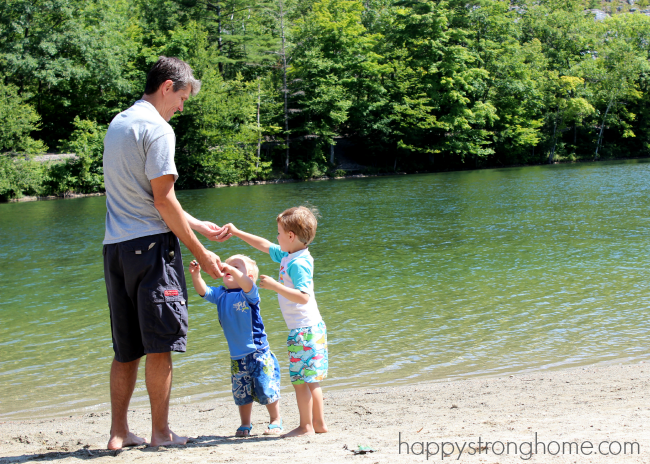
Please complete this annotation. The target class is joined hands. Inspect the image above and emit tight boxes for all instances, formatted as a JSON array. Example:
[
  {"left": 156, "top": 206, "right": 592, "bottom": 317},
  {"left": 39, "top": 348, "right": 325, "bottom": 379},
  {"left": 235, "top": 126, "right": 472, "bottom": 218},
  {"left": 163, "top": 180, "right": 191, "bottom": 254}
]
[
  {"left": 195, "top": 221, "right": 232, "bottom": 242},
  {"left": 190, "top": 221, "right": 233, "bottom": 279}
]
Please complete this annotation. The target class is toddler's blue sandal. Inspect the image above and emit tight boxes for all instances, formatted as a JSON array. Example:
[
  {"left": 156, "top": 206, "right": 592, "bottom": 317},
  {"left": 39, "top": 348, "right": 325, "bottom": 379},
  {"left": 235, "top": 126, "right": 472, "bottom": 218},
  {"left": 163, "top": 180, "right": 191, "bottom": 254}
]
[
  {"left": 263, "top": 419, "right": 283, "bottom": 435},
  {"left": 236, "top": 425, "right": 252, "bottom": 437}
]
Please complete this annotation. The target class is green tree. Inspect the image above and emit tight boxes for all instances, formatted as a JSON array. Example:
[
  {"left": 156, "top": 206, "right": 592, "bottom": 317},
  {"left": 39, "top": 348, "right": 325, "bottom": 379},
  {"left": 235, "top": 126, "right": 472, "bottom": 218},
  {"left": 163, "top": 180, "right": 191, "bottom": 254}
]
[
  {"left": 546, "top": 76, "right": 595, "bottom": 163},
  {"left": 0, "top": 82, "right": 47, "bottom": 153},
  {"left": 44, "top": 117, "right": 106, "bottom": 194},
  {"left": 0, "top": 0, "right": 141, "bottom": 147},
  {"left": 383, "top": 0, "right": 498, "bottom": 166},
  {"left": 289, "top": 0, "right": 387, "bottom": 174},
  {"left": 0, "top": 155, "right": 46, "bottom": 200},
  {"left": 519, "top": 0, "right": 596, "bottom": 75},
  {"left": 152, "top": 0, "right": 282, "bottom": 78},
  {"left": 174, "top": 69, "right": 269, "bottom": 187},
  {"left": 487, "top": 39, "right": 548, "bottom": 164},
  {"left": 579, "top": 14, "right": 650, "bottom": 159}
]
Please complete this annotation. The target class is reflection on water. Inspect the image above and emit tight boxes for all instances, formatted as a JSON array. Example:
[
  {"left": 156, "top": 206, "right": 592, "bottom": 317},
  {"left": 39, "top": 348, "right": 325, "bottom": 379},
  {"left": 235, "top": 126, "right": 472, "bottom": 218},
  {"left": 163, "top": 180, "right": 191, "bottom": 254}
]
[{"left": 2, "top": 160, "right": 650, "bottom": 419}]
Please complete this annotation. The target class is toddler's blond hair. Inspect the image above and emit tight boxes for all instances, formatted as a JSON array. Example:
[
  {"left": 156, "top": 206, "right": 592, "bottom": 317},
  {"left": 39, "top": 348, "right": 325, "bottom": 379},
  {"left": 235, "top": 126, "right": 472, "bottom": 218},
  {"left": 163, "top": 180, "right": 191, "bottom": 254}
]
[
  {"left": 226, "top": 254, "right": 259, "bottom": 282},
  {"left": 276, "top": 206, "right": 318, "bottom": 245}
]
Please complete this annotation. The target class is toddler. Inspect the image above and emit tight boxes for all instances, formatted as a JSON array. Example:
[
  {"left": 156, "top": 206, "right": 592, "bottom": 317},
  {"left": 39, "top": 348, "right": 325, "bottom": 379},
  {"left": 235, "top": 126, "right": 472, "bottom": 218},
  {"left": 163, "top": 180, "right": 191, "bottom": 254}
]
[
  {"left": 223, "top": 206, "right": 328, "bottom": 438},
  {"left": 189, "top": 254, "right": 283, "bottom": 436}
]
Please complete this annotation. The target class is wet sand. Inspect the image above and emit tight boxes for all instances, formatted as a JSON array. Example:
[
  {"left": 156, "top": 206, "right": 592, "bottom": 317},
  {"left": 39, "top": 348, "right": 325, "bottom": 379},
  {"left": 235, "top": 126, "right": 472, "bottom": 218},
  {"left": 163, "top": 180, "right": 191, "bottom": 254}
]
[{"left": 1, "top": 363, "right": 648, "bottom": 463}]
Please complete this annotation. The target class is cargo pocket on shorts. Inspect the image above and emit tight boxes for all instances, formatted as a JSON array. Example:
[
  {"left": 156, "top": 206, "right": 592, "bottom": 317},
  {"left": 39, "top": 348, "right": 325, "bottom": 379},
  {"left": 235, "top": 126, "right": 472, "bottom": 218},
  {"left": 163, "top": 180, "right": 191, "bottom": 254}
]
[
  {"left": 148, "top": 287, "right": 188, "bottom": 337},
  {"left": 120, "top": 236, "right": 158, "bottom": 256}
]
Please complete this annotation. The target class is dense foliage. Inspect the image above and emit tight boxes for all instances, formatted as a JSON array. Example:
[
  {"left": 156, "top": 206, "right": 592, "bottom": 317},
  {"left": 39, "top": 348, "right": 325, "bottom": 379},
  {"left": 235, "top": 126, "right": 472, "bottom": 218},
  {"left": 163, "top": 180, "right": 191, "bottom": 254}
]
[{"left": 1, "top": 0, "right": 650, "bottom": 199}]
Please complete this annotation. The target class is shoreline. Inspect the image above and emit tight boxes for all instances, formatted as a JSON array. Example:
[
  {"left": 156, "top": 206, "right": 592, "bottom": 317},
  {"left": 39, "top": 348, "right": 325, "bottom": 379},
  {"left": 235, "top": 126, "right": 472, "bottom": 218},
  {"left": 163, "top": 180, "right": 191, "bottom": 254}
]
[
  {"left": 4, "top": 354, "right": 647, "bottom": 423},
  {"left": 2, "top": 362, "right": 648, "bottom": 463},
  {"left": 6, "top": 155, "right": 650, "bottom": 204}
]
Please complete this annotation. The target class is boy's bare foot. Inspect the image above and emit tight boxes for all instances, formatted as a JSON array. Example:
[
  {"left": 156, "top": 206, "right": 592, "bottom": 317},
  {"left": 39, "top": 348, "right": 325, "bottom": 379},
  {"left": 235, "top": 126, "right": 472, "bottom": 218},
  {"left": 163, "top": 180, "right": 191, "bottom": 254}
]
[
  {"left": 150, "top": 430, "right": 188, "bottom": 447},
  {"left": 107, "top": 431, "right": 147, "bottom": 450},
  {"left": 313, "top": 421, "right": 328, "bottom": 434},
  {"left": 281, "top": 425, "right": 315, "bottom": 438}
]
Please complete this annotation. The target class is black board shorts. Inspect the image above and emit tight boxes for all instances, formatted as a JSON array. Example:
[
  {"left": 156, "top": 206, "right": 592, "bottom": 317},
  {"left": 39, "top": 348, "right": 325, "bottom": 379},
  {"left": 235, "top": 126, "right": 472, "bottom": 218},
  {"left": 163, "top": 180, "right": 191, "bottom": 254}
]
[{"left": 103, "top": 232, "right": 188, "bottom": 363}]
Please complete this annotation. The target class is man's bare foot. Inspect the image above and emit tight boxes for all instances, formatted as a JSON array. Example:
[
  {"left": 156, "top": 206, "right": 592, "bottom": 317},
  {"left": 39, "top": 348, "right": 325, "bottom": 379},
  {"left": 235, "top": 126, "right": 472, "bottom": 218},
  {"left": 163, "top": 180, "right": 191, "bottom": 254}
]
[
  {"left": 107, "top": 431, "right": 147, "bottom": 450},
  {"left": 281, "top": 425, "right": 315, "bottom": 438},
  {"left": 150, "top": 429, "right": 188, "bottom": 447}
]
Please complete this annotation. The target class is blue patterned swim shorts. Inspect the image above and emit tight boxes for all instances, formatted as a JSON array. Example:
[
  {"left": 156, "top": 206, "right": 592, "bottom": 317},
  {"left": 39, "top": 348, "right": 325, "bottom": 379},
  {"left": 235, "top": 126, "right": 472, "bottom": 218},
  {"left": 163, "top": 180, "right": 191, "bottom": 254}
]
[
  {"left": 231, "top": 348, "right": 281, "bottom": 406},
  {"left": 287, "top": 321, "right": 328, "bottom": 385}
]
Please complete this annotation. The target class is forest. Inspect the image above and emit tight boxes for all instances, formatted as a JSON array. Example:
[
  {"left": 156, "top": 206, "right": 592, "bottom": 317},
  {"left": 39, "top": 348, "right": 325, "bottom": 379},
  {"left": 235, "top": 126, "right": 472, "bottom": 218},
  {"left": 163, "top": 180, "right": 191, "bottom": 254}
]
[{"left": 1, "top": 0, "right": 650, "bottom": 199}]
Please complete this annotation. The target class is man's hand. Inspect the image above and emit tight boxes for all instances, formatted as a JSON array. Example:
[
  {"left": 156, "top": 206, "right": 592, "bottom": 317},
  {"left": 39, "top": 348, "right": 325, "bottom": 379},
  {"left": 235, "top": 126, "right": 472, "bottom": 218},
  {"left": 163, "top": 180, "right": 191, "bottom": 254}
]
[
  {"left": 195, "top": 221, "right": 232, "bottom": 242},
  {"left": 197, "top": 250, "right": 224, "bottom": 279},
  {"left": 259, "top": 275, "right": 279, "bottom": 291}
]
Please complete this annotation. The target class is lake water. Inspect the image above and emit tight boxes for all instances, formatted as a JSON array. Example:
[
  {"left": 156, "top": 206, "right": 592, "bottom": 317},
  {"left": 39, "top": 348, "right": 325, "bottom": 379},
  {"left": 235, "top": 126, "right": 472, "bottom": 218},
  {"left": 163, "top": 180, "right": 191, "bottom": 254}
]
[{"left": 2, "top": 160, "right": 650, "bottom": 420}]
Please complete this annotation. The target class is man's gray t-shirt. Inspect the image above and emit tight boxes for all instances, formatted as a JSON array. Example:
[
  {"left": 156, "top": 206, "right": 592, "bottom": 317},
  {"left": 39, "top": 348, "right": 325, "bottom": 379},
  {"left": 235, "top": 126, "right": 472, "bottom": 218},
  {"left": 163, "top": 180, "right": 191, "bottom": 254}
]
[{"left": 103, "top": 100, "right": 178, "bottom": 244}]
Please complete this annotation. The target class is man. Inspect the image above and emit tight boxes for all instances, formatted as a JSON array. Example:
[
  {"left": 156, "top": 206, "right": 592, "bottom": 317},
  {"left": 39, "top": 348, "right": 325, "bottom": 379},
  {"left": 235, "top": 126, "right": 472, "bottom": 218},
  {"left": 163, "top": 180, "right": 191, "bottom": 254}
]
[{"left": 102, "top": 56, "right": 229, "bottom": 449}]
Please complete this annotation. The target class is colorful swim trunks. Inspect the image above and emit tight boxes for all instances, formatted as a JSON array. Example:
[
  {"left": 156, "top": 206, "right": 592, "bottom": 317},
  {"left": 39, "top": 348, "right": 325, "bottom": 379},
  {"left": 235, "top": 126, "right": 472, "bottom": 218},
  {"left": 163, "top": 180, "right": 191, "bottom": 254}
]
[
  {"left": 287, "top": 321, "right": 328, "bottom": 385},
  {"left": 231, "top": 348, "right": 281, "bottom": 406}
]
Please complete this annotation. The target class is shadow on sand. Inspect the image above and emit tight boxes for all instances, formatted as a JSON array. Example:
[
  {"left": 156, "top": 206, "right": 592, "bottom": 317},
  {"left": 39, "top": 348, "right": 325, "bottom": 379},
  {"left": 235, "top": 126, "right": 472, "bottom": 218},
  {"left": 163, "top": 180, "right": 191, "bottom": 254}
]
[{"left": 0, "top": 434, "right": 282, "bottom": 463}]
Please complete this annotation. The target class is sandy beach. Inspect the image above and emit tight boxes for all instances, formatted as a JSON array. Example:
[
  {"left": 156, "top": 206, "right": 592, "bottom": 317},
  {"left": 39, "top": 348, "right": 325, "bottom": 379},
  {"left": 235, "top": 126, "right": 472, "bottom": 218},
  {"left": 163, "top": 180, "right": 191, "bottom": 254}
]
[{"left": 1, "top": 362, "right": 648, "bottom": 463}]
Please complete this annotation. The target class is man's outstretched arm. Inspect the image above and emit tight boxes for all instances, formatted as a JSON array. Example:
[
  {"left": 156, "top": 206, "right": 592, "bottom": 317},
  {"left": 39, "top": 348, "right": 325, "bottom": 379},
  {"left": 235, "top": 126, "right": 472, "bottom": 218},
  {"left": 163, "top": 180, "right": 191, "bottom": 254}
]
[
  {"left": 151, "top": 174, "right": 223, "bottom": 278},
  {"left": 184, "top": 211, "right": 231, "bottom": 242}
]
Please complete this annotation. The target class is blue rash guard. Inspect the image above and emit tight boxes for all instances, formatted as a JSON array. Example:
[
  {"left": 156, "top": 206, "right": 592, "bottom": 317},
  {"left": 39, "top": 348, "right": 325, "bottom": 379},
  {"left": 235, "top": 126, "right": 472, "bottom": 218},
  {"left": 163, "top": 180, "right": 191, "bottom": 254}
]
[{"left": 203, "top": 284, "right": 269, "bottom": 360}]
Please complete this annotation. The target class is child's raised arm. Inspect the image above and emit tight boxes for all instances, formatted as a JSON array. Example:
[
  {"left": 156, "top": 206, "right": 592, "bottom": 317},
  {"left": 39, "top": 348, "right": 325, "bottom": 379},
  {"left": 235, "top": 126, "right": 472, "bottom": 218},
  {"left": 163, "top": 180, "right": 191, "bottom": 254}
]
[
  {"left": 259, "top": 275, "right": 310, "bottom": 305},
  {"left": 189, "top": 260, "right": 208, "bottom": 297},
  {"left": 221, "top": 262, "right": 254, "bottom": 293},
  {"left": 224, "top": 223, "right": 273, "bottom": 254}
]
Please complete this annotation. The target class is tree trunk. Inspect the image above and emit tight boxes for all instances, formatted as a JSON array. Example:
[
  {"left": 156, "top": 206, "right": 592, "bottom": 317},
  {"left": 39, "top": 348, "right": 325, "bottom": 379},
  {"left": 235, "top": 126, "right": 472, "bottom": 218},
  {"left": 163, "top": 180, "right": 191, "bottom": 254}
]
[
  {"left": 549, "top": 120, "right": 557, "bottom": 164},
  {"left": 549, "top": 109, "right": 560, "bottom": 164},
  {"left": 279, "top": 0, "right": 289, "bottom": 174},
  {"left": 19, "top": 18, "right": 30, "bottom": 94},
  {"left": 256, "top": 79, "right": 261, "bottom": 169},
  {"left": 217, "top": 2, "right": 223, "bottom": 76},
  {"left": 594, "top": 97, "right": 614, "bottom": 161},
  {"left": 329, "top": 143, "right": 335, "bottom": 164}
]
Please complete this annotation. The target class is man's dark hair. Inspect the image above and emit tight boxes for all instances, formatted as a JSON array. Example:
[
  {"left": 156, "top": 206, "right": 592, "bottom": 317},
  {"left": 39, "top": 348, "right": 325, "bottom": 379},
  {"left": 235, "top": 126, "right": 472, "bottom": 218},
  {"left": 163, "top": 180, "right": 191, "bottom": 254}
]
[{"left": 144, "top": 56, "right": 201, "bottom": 96}]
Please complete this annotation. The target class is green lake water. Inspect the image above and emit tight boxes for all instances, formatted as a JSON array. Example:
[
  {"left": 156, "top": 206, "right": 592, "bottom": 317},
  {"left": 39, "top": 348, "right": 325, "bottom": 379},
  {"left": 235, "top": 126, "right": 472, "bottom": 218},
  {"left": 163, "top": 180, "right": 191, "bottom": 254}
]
[{"left": 2, "top": 160, "right": 650, "bottom": 419}]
